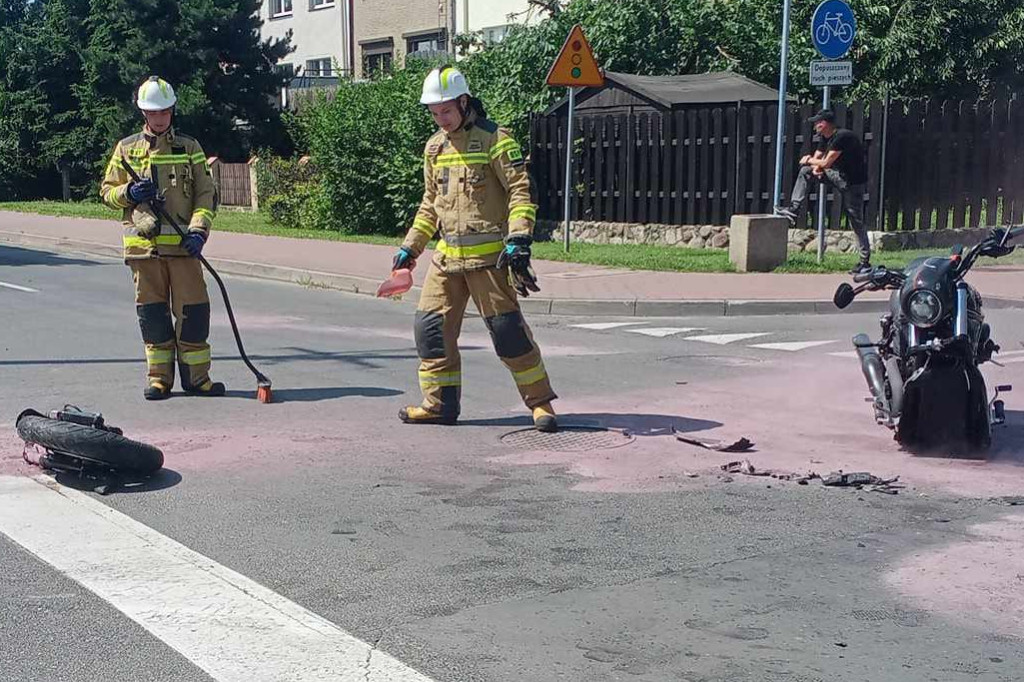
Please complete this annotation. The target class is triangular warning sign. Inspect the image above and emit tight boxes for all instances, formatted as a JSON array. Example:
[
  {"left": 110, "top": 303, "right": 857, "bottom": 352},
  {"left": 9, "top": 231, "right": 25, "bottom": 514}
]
[{"left": 546, "top": 24, "right": 604, "bottom": 88}]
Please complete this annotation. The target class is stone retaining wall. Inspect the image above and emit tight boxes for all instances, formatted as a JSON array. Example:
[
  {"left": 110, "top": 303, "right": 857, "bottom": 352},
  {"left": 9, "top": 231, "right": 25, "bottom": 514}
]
[{"left": 536, "top": 219, "right": 996, "bottom": 254}]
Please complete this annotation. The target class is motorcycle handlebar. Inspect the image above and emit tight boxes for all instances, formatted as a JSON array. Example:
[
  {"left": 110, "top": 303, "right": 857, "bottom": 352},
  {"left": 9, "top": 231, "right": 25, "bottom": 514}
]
[{"left": 852, "top": 269, "right": 878, "bottom": 283}]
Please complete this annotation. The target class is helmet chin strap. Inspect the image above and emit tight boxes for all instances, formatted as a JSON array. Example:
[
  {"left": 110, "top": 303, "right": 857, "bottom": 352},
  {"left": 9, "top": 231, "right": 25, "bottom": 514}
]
[{"left": 456, "top": 96, "right": 470, "bottom": 129}]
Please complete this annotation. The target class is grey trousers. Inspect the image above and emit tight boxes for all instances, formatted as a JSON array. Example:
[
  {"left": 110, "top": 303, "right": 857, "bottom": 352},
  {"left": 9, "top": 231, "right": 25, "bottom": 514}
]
[{"left": 789, "top": 165, "right": 869, "bottom": 261}]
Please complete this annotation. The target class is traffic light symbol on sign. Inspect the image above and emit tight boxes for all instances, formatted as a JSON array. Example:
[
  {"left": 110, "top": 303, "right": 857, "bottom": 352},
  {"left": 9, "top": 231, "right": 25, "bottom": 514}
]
[{"left": 546, "top": 25, "right": 604, "bottom": 88}]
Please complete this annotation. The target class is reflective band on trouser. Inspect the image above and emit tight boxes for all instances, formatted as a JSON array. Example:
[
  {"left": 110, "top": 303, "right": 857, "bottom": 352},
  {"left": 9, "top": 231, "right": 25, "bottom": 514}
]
[
  {"left": 418, "top": 370, "right": 461, "bottom": 388},
  {"left": 512, "top": 362, "right": 548, "bottom": 387},
  {"left": 509, "top": 204, "right": 537, "bottom": 221},
  {"left": 436, "top": 240, "right": 505, "bottom": 259},
  {"left": 179, "top": 348, "right": 212, "bottom": 366},
  {"left": 146, "top": 347, "right": 175, "bottom": 366},
  {"left": 434, "top": 152, "right": 490, "bottom": 168},
  {"left": 490, "top": 139, "right": 520, "bottom": 160},
  {"left": 413, "top": 217, "right": 437, "bottom": 237},
  {"left": 124, "top": 235, "right": 183, "bottom": 249}
]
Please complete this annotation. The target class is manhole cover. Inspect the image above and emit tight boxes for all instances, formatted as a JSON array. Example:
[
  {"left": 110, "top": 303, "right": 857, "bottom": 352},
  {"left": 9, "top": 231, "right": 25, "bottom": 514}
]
[{"left": 499, "top": 426, "right": 635, "bottom": 452}]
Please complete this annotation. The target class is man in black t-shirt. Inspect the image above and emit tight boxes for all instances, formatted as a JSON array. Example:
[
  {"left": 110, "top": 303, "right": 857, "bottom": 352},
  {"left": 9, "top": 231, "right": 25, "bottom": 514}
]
[{"left": 776, "top": 109, "right": 870, "bottom": 274}]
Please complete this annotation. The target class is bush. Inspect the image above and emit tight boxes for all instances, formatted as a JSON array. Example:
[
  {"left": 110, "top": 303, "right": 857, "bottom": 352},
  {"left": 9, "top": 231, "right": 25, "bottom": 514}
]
[{"left": 294, "top": 66, "right": 437, "bottom": 236}]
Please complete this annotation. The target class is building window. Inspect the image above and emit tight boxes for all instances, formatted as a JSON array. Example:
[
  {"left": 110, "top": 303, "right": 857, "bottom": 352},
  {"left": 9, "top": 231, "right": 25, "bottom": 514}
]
[
  {"left": 270, "top": 0, "right": 292, "bottom": 16},
  {"left": 361, "top": 39, "right": 394, "bottom": 78},
  {"left": 405, "top": 29, "right": 447, "bottom": 59},
  {"left": 305, "top": 58, "right": 333, "bottom": 77},
  {"left": 309, "top": 0, "right": 334, "bottom": 8},
  {"left": 276, "top": 63, "right": 294, "bottom": 108},
  {"left": 483, "top": 25, "right": 511, "bottom": 44}
]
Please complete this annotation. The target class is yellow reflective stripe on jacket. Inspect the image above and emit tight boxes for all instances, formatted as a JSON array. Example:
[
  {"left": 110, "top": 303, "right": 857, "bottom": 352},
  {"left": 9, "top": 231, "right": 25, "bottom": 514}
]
[
  {"left": 123, "top": 235, "right": 182, "bottom": 249},
  {"left": 412, "top": 217, "right": 437, "bottom": 237},
  {"left": 490, "top": 138, "right": 520, "bottom": 160},
  {"left": 192, "top": 208, "right": 215, "bottom": 222},
  {"left": 190, "top": 153, "right": 207, "bottom": 165},
  {"left": 509, "top": 204, "right": 537, "bottom": 222},
  {"left": 103, "top": 186, "right": 129, "bottom": 208},
  {"left": 145, "top": 348, "right": 175, "bottom": 365},
  {"left": 436, "top": 239, "right": 505, "bottom": 259},
  {"left": 149, "top": 154, "right": 191, "bottom": 165},
  {"left": 434, "top": 152, "right": 490, "bottom": 168},
  {"left": 179, "top": 348, "right": 212, "bottom": 366},
  {"left": 512, "top": 362, "right": 548, "bottom": 387},
  {"left": 441, "top": 232, "right": 503, "bottom": 247},
  {"left": 418, "top": 370, "right": 462, "bottom": 387}
]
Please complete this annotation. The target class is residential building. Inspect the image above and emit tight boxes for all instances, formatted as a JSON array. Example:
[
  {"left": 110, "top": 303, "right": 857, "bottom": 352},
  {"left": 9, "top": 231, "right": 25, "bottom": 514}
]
[
  {"left": 352, "top": 0, "right": 451, "bottom": 80},
  {"left": 260, "top": 0, "right": 354, "bottom": 104},
  {"left": 454, "top": 0, "right": 541, "bottom": 46}
]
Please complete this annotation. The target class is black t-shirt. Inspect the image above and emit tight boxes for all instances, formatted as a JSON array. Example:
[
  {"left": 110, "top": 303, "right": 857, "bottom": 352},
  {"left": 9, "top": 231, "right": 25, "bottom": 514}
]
[{"left": 817, "top": 128, "right": 867, "bottom": 185}]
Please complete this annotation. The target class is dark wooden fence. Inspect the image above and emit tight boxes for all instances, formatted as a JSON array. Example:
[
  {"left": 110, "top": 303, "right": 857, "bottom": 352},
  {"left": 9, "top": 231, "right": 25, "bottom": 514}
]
[
  {"left": 211, "top": 161, "right": 253, "bottom": 208},
  {"left": 530, "top": 97, "right": 1024, "bottom": 231}
]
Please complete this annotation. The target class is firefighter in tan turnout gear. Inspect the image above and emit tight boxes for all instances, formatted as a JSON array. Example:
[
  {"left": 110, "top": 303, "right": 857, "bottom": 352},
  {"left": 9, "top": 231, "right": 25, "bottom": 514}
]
[
  {"left": 100, "top": 76, "right": 224, "bottom": 401},
  {"left": 395, "top": 66, "right": 558, "bottom": 432}
]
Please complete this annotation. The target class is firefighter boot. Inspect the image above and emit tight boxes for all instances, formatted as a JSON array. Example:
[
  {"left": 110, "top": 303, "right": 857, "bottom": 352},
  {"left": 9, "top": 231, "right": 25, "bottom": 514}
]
[
  {"left": 399, "top": 405, "right": 458, "bottom": 426},
  {"left": 184, "top": 379, "right": 226, "bottom": 397},
  {"left": 144, "top": 380, "right": 172, "bottom": 401},
  {"left": 532, "top": 402, "right": 558, "bottom": 433}
]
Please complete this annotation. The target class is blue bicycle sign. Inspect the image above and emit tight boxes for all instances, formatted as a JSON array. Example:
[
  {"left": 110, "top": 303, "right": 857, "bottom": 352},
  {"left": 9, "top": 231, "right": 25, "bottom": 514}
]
[{"left": 812, "top": 0, "right": 856, "bottom": 60}]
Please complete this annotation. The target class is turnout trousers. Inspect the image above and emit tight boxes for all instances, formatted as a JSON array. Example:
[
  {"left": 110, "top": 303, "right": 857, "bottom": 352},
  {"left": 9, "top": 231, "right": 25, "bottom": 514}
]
[
  {"left": 414, "top": 264, "right": 556, "bottom": 418},
  {"left": 129, "top": 257, "right": 212, "bottom": 390}
]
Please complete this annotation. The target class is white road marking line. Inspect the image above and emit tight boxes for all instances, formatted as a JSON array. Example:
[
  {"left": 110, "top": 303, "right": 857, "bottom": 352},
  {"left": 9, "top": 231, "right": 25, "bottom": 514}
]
[
  {"left": 683, "top": 332, "right": 772, "bottom": 345},
  {"left": 0, "top": 280, "right": 39, "bottom": 293},
  {"left": 571, "top": 322, "right": 646, "bottom": 331},
  {"left": 748, "top": 340, "right": 840, "bottom": 352},
  {"left": 998, "top": 356, "right": 1024, "bottom": 365},
  {"left": 626, "top": 327, "right": 704, "bottom": 338},
  {"left": 829, "top": 351, "right": 860, "bottom": 359},
  {"left": 0, "top": 476, "right": 437, "bottom": 682},
  {"left": 997, "top": 350, "right": 1024, "bottom": 358}
]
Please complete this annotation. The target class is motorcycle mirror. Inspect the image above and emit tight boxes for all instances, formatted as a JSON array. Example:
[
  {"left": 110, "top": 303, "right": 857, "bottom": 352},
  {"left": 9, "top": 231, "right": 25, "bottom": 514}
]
[{"left": 833, "top": 283, "right": 856, "bottom": 309}]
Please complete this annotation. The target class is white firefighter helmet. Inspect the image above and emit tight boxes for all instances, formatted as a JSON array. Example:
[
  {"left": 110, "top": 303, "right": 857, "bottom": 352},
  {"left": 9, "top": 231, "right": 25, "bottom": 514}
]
[
  {"left": 137, "top": 76, "right": 177, "bottom": 111},
  {"left": 420, "top": 67, "right": 471, "bottom": 105}
]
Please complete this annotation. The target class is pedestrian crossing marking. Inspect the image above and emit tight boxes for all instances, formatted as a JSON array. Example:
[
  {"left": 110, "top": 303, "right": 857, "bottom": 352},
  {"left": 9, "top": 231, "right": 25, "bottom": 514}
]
[
  {"left": 571, "top": 322, "right": 646, "bottom": 330},
  {"left": 683, "top": 333, "right": 772, "bottom": 345},
  {"left": 749, "top": 340, "right": 839, "bottom": 352},
  {"left": 626, "top": 327, "right": 704, "bottom": 338}
]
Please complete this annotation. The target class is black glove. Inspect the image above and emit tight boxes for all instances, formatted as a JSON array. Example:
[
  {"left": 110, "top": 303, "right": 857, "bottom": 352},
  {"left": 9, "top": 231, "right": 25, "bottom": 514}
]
[
  {"left": 127, "top": 178, "right": 158, "bottom": 204},
  {"left": 496, "top": 235, "right": 540, "bottom": 297},
  {"left": 982, "top": 228, "right": 1015, "bottom": 258},
  {"left": 182, "top": 231, "right": 206, "bottom": 258},
  {"left": 392, "top": 247, "right": 416, "bottom": 271}
]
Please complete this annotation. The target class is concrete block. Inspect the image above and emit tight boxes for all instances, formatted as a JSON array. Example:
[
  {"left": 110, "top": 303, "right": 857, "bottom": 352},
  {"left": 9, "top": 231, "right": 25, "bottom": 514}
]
[{"left": 729, "top": 214, "right": 789, "bottom": 272}]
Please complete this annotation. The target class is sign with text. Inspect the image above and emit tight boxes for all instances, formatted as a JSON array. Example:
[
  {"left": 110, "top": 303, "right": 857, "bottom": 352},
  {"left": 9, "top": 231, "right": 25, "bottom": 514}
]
[{"left": 810, "top": 60, "right": 853, "bottom": 87}]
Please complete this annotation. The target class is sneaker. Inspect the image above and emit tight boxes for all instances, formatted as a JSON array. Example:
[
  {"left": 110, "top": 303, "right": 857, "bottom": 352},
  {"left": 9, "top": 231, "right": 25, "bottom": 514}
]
[
  {"left": 849, "top": 261, "right": 872, "bottom": 275},
  {"left": 532, "top": 402, "right": 558, "bottom": 433},
  {"left": 399, "top": 405, "right": 458, "bottom": 425},
  {"left": 184, "top": 380, "right": 226, "bottom": 397},
  {"left": 144, "top": 381, "right": 172, "bottom": 401}
]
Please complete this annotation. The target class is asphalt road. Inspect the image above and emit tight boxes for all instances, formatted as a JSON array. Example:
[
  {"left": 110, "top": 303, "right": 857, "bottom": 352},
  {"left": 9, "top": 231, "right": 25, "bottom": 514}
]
[{"left": 2, "top": 244, "right": 1023, "bottom": 682}]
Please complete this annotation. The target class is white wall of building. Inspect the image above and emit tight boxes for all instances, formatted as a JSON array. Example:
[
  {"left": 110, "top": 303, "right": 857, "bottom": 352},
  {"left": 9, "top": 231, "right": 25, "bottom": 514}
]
[
  {"left": 454, "top": 0, "right": 542, "bottom": 43},
  {"left": 260, "top": 0, "right": 352, "bottom": 78}
]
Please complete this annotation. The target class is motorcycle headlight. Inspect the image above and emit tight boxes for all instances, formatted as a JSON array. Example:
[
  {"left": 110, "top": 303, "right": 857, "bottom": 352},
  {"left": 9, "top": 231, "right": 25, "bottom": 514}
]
[{"left": 906, "top": 289, "right": 942, "bottom": 327}]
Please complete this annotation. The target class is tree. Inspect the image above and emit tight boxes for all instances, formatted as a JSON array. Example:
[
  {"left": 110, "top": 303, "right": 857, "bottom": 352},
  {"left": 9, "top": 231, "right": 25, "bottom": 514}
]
[{"left": 0, "top": 0, "right": 294, "bottom": 200}]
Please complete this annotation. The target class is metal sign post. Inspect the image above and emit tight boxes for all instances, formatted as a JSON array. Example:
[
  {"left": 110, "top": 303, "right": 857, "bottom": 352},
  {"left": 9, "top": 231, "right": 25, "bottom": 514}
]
[
  {"left": 771, "top": 0, "right": 794, "bottom": 210},
  {"left": 546, "top": 25, "right": 604, "bottom": 254},
  {"left": 816, "top": 84, "right": 831, "bottom": 264},
  {"left": 810, "top": 0, "right": 856, "bottom": 263},
  {"left": 562, "top": 86, "right": 576, "bottom": 253}
]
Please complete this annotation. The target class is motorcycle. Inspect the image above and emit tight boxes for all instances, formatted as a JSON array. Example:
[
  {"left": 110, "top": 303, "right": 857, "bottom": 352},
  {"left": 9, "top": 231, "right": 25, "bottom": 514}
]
[{"left": 833, "top": 226, "right": 1022, "bottom": 452}]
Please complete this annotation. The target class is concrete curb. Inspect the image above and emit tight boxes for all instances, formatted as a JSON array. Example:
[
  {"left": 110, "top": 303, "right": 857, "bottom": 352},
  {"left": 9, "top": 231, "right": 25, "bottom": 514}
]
[{"left": 3, "top": 230, "right": 1022, "bottom": 318}]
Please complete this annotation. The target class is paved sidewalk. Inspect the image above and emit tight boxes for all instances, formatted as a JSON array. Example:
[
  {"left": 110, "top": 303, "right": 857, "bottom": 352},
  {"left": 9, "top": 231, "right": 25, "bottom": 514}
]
[{"left": 2, "top": 210, "right": 1023, "bottom": 317}]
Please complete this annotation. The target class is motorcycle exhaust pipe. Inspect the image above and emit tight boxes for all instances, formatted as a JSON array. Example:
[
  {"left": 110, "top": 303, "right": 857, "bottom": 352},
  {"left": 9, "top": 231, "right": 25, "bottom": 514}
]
[{"left": 853, "top": 333, "right": 889, "bottom": 411}]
